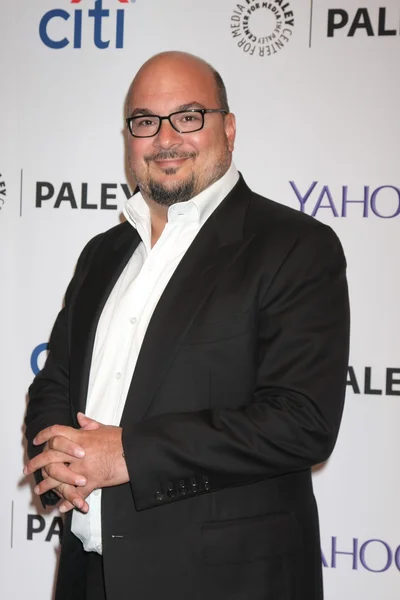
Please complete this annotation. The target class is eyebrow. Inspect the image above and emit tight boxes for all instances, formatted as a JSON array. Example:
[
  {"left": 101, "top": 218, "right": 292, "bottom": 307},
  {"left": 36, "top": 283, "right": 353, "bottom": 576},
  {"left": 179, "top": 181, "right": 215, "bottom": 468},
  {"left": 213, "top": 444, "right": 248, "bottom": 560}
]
[{"left": 129, "top": 102, "right": 206, "bottom": 118}]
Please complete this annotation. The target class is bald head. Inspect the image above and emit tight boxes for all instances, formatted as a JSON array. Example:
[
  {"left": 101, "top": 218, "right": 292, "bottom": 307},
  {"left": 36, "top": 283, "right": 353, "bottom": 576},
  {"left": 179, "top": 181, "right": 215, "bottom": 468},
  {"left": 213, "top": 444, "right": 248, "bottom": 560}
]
[
  {"left": 126, "top": 51, "right": 236, "bottom": 210},
  {"left": 129, "top": 52, "right": 229, "bottom": 114}
]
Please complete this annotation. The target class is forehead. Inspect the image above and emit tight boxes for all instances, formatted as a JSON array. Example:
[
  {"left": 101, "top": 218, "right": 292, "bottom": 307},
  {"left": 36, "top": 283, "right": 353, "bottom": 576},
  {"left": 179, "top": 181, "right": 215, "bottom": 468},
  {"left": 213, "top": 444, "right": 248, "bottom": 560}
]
[{"left": 129, "top": 60, "right": 218, "bottom": 112}]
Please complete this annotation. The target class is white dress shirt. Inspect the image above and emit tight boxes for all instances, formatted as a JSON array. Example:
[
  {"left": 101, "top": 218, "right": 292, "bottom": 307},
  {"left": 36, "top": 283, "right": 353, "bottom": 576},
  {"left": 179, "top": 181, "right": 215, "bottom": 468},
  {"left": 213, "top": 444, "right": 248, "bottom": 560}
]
[{"left": 71, "top": 163, "right": 239, "bottom": 553}]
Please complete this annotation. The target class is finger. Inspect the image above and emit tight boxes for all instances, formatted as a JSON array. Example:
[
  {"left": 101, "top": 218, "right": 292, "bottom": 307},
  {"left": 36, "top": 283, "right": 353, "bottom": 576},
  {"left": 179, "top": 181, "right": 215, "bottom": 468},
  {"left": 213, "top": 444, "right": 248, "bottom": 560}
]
[
  {"left": 24, "top": 450, "right": 84, "bottom": 476},
  {"left": 34, "top": 475, "right": 65, "bottom": 496},
  {"left": 58, "top": 501, "right": 75, "bottom": 514},
  {"left": 57, "top": 484, "right": 90, "bottom": 513},
  {"left": 33, "top": 477, "right": 76, "bottom": 507},
  {"left": 81, "top": 421, "right": 101, "bottom": 431},
  {"left": 58, "top": 485, "right": 93, "bottom": 514},
  {"left": 41, "top": 467, "right": 50, "bottom": 480},
  {"left": 81, "top": 422, "right": 101, "bottom": 431},
  {"left": 33, "top": 424, "right": 77, "bottom": 446},
  {"left": 77, "top": 412, "right": 102, "bottom": 430},
  {"left": 33, "top": 477, "right": 89, "bottom": 513},
  {"left": 43, "top": 463, "right": 87, "bottom": 487},
  {"left": 48, "top": 435, "right": 85, "bottom": 458}
]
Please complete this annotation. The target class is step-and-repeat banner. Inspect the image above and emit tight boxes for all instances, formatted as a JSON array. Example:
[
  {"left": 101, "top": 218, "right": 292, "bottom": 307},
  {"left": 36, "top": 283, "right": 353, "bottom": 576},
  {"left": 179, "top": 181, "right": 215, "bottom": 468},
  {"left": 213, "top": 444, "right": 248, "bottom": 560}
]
[{"left": 1, "top": 1, "right": 399, "bottom": 598}]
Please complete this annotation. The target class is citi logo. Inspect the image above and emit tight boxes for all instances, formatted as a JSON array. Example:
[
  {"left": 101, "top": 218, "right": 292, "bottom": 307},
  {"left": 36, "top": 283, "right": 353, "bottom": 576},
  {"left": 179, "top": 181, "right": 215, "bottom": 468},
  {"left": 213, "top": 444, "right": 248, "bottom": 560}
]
[{"left": 39, "top": 0, "right": 135, "bottom": 50}]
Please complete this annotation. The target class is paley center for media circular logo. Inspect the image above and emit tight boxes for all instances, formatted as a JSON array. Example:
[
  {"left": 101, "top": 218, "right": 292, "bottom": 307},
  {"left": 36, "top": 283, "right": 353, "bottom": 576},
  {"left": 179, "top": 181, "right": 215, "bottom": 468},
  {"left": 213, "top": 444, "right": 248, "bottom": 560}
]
[{"left": 230, "top": 0, "right": 294, "bottom": 57}]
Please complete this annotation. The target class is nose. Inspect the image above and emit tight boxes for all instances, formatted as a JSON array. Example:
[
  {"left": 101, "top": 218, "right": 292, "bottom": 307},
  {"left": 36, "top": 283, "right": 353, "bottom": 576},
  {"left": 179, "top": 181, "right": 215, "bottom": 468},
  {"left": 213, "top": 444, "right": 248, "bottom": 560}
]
[{"left": 153, "top": 118, "right": 183, "bottom": 150}]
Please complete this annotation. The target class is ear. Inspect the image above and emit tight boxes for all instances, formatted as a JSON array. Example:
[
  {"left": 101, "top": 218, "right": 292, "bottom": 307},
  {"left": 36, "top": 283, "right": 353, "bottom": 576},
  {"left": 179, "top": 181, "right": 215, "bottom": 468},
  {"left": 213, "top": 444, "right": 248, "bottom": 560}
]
[{"left": 224, "top": 112, "right": 236, "bottom": 153}]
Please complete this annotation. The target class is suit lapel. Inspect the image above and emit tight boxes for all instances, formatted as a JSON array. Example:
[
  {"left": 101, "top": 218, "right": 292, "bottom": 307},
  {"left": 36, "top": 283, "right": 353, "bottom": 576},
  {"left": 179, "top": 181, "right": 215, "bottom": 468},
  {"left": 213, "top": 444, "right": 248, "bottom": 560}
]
[
  {"left": 121, "top": 176, "right": 254, "bottom": 424},
  {"left": 70, "top": 223, "right": 140, "bottom": 415}
]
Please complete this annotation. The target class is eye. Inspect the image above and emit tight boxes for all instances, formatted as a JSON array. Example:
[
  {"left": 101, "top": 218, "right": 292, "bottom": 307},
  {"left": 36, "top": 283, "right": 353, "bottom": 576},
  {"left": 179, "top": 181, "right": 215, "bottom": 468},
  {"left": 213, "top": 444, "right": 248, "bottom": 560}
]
[
  {"left": 174, "top": 112, "right": 201, "bottom": 124},
  {"left": 183, "top": 114, "right": 201, "bottom": 122},
  {"left": 136, "top": 117, "right": 158, "bottom": 128}
]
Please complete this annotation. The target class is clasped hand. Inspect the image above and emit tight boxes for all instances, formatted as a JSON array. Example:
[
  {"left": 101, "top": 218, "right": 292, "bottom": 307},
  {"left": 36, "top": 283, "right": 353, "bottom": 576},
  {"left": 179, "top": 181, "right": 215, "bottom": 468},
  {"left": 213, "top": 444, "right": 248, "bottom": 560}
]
[{"left": 24, "top": 413, "right": 129, "bottom": 514}]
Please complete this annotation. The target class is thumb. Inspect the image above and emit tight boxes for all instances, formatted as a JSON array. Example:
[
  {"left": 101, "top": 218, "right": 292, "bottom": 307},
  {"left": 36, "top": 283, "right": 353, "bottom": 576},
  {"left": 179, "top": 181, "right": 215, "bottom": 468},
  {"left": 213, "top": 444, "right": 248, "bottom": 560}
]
[{"left": 77, "top": 412, "right": 102, "bottom": 430}]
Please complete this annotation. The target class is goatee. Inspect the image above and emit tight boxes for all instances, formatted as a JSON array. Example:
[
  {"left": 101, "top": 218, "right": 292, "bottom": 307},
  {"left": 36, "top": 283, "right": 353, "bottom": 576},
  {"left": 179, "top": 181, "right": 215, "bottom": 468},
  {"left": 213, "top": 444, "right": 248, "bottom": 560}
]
[{"left": 147, "top": 174, "right": 196, "bottom": 207}]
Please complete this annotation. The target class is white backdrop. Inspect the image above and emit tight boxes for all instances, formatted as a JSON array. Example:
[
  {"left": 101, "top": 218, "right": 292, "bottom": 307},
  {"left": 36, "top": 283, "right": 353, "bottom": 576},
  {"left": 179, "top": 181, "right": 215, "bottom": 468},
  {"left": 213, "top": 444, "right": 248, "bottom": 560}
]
[{"left": 1, "top": 0, "right": 399, "bottom": 598}]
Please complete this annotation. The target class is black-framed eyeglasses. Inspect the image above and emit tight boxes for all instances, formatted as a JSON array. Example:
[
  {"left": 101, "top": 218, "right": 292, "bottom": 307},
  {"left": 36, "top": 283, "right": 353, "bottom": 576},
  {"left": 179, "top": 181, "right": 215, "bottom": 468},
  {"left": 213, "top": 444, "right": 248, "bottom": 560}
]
[{"left": 125, "top": 109, "right": 227, "bottom": 138}]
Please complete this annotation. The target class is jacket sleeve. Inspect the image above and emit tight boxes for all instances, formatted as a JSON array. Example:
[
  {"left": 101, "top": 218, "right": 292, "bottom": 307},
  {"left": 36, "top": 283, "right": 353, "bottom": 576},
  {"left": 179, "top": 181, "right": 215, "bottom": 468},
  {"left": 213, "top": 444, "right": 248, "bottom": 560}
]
[
  {"left": 122, "top": 225, "right": 350, "bottom": 511},
  {"left": 25, "top": 234, "right": 104, "bottom": 506}
]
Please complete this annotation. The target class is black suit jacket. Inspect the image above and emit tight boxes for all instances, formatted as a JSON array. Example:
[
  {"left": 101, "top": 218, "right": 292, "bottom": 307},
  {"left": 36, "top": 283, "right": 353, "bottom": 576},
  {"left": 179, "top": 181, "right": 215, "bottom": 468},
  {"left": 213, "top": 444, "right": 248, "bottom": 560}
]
[{"left": 25, "top": 176, "right": 350, "bottom": 600}]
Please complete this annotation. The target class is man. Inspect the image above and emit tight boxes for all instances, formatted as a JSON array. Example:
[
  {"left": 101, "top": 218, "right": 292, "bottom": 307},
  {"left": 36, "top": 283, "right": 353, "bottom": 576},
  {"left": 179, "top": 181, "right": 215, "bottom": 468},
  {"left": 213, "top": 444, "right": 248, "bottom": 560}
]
[{"left": 25, "top": 51, "right": 350, "bottom": 600}]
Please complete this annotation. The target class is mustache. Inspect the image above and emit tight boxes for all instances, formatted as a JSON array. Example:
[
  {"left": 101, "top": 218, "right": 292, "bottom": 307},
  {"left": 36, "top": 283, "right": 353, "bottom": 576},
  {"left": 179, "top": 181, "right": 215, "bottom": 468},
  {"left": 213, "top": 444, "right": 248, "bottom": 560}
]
[{"left": 144, "top": 150, "right": 197, "bottom": 163}]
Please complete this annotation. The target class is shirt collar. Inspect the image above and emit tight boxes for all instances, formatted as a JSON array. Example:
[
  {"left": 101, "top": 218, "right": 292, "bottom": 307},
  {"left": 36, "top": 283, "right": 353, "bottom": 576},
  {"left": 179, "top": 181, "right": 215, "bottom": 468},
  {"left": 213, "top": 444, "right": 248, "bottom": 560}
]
[{"left": 123, "top": 162, "right": 239, "bottom": 234}]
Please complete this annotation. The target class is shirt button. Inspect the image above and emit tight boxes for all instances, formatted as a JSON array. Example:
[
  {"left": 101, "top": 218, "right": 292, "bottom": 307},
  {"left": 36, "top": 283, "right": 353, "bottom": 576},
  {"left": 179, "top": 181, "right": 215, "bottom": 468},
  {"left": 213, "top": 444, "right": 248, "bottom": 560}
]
[
  {"left": 116, "top": 372, "right": 121, "bottom": 380},
  {"left": 130, "top": 317, "right": 137, "bottom": 325},
  {"left": 93, "top": 489, "right": 100, "bottom": 496}
]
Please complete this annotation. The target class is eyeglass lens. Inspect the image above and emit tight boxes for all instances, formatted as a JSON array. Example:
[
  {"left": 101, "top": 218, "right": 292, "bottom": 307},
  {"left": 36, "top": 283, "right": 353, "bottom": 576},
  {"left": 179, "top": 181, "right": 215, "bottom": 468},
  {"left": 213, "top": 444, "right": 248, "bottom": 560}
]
[{"left": 130, "top": 111, "right": 204, "bottom": 137}]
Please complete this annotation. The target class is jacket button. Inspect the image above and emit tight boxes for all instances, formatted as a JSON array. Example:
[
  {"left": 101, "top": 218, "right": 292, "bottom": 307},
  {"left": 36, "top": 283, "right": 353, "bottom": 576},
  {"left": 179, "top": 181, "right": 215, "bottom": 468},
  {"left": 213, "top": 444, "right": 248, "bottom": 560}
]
[
  {"left": 167, "top": 483, "right": 177, "bottom": 498},
  {"left": 203, "top": 476, "right": 210, "bottom": 491},
  {"left": 155, "top": 491, "right": 164, "bottom": 501},
  {"left": 190, "top": 478, "right": 199, "bottom": 493},
  {"left": 179, "top": 480, "right": 189, "bottom": 495}
]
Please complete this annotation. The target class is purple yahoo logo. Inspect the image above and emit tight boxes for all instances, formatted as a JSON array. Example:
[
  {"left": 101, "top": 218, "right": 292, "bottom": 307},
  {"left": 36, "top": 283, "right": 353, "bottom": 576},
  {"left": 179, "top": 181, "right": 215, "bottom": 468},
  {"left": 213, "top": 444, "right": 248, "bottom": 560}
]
[
  {"left": 322, "top": 537, "right": 400, "bottom": 573},
  {"left": 290, "top": 182, "right": 400, "bottom": 219}
]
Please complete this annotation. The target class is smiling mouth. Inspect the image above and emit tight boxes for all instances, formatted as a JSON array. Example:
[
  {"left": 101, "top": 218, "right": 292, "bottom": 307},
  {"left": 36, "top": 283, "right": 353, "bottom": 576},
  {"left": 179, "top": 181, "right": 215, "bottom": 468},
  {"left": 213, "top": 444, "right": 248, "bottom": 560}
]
[
  {"left": 146, "top": 151, "right": 197, "bottom": 167},
  {"left": 154, "top": 158, "right": 188, "bottom": 168}
]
